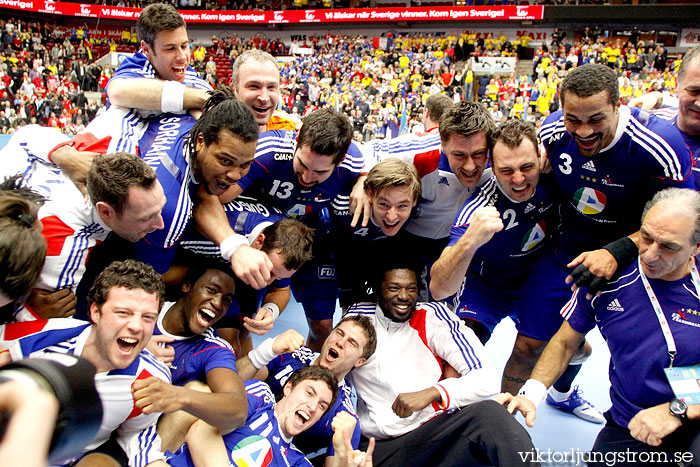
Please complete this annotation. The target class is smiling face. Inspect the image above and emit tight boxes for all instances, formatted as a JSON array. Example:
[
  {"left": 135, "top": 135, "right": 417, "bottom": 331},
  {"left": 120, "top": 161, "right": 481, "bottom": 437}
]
[
  {"left": 233, "top": 58, "right": 281, "bottom": 131},
  {"left": 317, "top": 321, "right": 368, "bottom": 380},
  {"left": 639, "top": 204, "right": 700, "bottom": 281},
  {"left": 292, "top": 144, "right": 337, "bottom": 188},
  {"left": 443, "top": 131, "right": 489, "bottom": 188},
  {"left": 102, "top": 183, "right": 167, "bottom": 242},
  {"left": 87, "top": 287, "right": 159, "bottom": 373},
  {"left": 378, "top": 268, "right": 419, "bottom": 323},
  {"left": 562, "top": 90, "right": 619, "bottom": 157},
  {"left": 277, "top": 378, "right": 333, "bottom": 438},
  {"left": 194, "top": 129, "right": 257, "bottom": 196},
  {"left": 369, "top": 185, "right": 416, "bottom": 236},
  {"left": 181, "top": 269, "right": 235, "bottom": 335},
  {"left": 141, "top": 26, "right": 190, "bottom": 83},
  {"left": 492, "top": 138, "right": 540, "bottom": 202}
]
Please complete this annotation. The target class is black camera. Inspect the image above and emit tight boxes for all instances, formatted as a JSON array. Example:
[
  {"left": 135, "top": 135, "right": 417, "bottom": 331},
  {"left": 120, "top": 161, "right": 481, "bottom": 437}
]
[{"left": 0, "top": 354, "right": 103, "bottom": 464}]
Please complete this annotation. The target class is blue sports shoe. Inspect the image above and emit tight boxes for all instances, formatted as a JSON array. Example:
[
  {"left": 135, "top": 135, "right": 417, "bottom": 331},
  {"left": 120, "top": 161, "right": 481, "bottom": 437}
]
[{"left": 546, "top": 386, "right": 605, "bottom": 424}]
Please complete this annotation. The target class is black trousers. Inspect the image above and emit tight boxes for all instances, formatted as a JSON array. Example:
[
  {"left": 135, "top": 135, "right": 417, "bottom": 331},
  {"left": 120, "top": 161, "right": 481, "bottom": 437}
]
[
  {"left": 359, "top": 400, "right": 539, "bottom": 466},
  {"left": 589, "top": 412, "right": 700, "bottom": 467}
]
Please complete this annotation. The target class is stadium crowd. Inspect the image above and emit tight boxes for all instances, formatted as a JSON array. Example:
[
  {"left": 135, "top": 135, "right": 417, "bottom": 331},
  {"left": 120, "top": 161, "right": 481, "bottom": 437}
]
[
  {"left": 0, "top": 1, "right": 698, "bottom": 466},
  {"left": 0, "top": 10, "right": 686, "bottom": 141}
]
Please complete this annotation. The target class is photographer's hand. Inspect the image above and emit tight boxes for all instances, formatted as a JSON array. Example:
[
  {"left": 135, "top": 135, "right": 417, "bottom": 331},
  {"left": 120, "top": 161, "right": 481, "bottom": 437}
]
[{"left": 0, "top": 381, "right": 58, "bottom": 467}]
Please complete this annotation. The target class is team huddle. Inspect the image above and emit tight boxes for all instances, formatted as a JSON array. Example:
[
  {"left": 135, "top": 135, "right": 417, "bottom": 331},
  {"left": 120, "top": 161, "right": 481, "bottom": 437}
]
[{"left": 0, "top": 3, "right": 699, "bottom": 466}]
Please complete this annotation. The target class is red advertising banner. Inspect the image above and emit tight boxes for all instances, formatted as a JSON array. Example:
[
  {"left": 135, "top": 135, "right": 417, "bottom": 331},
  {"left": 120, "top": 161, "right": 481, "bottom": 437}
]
[{"left": 0, "top": 0, "right": 544, "bottom": 24}]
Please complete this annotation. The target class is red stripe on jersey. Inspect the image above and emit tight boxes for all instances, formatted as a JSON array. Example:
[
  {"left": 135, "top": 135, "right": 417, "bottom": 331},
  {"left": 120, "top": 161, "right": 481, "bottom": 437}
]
[
  {"left": 127, "top": 368, "right": 154, "bottom": 420},
  {"left": 41, "top": 216, "right": 76, "bottom": 257},
  {"left": 3, "top": 319, "right": 49, "bottom": 340},
  {"left": 412, "top": 149, "right": 440, "bottom": 178},
  {"left": 253, "top": 159, "right": 270, "bottom": 174},
  {"left": 409, "top": 308, "right": 443, "bottom": 373},
  {"left": 191, "top": 346, "right": 233, "bottom": 357},
  {"left": 70, "top": 133, "right": 112, "bottom": 154}
]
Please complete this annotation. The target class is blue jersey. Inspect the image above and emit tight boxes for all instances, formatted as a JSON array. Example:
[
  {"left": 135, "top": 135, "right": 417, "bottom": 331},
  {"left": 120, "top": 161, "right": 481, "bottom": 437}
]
[
  {"left": 168, "top": 380, "right": 311, "bottom": 467},
  {"left": 178, "top": 196, "right": 290, "bottom": 318},
  {"left": 266, "top": 347, "right": 361, "bottom": 457},
  {"left": 134, "top": 113, "right": 197, "bottom": 273},
  {"left": 329, "top": 189, "right": 388, "bottom": 242},
  {"left": 155, "top": 303, "right": 238, "bottom": 386},
  {"left": 562, "top": 259, "right": 700, "bottom": 427},
  {"left": 653, "top": 106, "right": 700, "bottom": 191},
  {"left": 238, "top": 130, "right": 365, "bottom": 221},
  {"left": 449, "top": 175, "right": 557, "bottom": 287},
  {"left": 180, "top": 196, "right": 286, "bottom": 258},
  {"left": 540, "top": 105, "right": 693, "bottom": 252}
]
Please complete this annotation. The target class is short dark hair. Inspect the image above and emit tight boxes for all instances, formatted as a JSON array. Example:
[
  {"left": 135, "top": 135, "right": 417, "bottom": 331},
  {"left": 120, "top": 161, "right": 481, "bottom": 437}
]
[
  {"left": 87, "top": 152, "right": 158, "bottom": 215},
  {"left": 0, "top": 174, "right": 45, "bottom": 301},
  {"left": 678, "top": 46, "right": 700, "bottom": 87},
  {"left": 489, "top": 119, "right": 538, "bottom": 156},
  {"left": 371, "top": 248, "right": 423, "bottom": 299},
  {"left": 296, "top": 108, "right": 353, "bottom": 165},
  {"left": 336, "top": 315, "right": 376, "bottom": 360},
  {"left": 186, "top": 87, "right": 259, "bottom": 165},
  {"left": 261, "top": 218, "right": 314, "bottom": 271},
  {"left": 181, "top": 261, "right": 237, "bottom": 290},
  {"left": 559, "top": 63, "right": 619, "bottom": 108},
  {"left": 87, "top": 259, "right": 165, "bottom": 312},
  {"left": 425, "top": 94, "right": 454, "bottom": 124},
  {"left": 439, "top": 101, "right": 496, "bottom": 145},
  {"left": 285, "top": 365, "right": 339, "bottom": 411},
  {"left": 137, "top": 3, "right": 186, "bottom": 47}
]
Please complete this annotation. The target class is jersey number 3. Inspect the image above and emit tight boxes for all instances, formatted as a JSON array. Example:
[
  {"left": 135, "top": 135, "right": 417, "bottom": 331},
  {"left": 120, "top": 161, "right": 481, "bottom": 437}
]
[{"left": 558, "top": 154, "right": 572, "bottom": 175}]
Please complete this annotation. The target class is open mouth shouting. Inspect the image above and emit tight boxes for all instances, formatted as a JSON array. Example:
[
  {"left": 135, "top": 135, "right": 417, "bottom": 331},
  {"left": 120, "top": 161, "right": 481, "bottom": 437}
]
[
  {"left": 251, "top": 104, "right": 272, "bottom": 122},
  {"left": 116, "top": 336, "right": 139, "bottom": 355},
  {"left": 295, "top": 409, "right": 310, "bottom": 427},
  {"left": 197, "top": 307, "right": 217, "bottom": 328},
  {"left": 326, "top": 347, "right": 339, "bottom": 363},
  {"left": 172, "top": 66, "right": 186, "bottom": 81},
  {"left": 574, "top": 133, "right": 601, "bottom": 154},
  {"left": 382, "top": 219, "right": 401, "bottom": 234}
]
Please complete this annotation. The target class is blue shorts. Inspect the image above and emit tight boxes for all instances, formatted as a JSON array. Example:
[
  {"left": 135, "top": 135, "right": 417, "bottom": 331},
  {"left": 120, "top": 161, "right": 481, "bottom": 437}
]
[
  {"left": 516, "top": 247, "right": 578, "bottom": 341},
  {"left": 453, "top": 274, "right": 521, "bottom": 333}
]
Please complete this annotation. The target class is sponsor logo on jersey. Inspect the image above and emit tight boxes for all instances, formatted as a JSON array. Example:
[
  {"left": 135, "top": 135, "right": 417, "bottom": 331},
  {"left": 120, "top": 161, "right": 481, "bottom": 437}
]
[
  {"left": 521, "top": 221, "right": 546, "bottom": 252},
  {"left": 524, "top": 203, "right": 536, "bottom": 214},
  {"left": 601, "top": 175, "right": 625, "bottom": 188},
  {"left": 573, "top": 187, "right": 606, "bottom": 215},
  {"left": 318, "top": 266, "right": 336, "bottom": 278},
  {"left": 438, "top": 176, "right": 449, "bottom": 185},
  {"left": 606, "top": 298, "right": 624, "bottom": 312},
  {"left": 582, "top": 160, "right": 596, "bottom": 172},
  {"left": 230, "top": 435, "right": 273, "bottom": 467},
  {"left": 672, "top": 308, "right": 700, "bottom": 328},
  {"left": 274, "top": 152, "right": 293, "bottom": 161}
]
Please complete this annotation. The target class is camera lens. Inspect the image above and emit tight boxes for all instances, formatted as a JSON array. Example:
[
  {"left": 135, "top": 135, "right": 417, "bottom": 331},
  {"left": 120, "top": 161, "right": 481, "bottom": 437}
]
[{"left": 0, "top": 355, "right": 103, "bottom": 464}]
